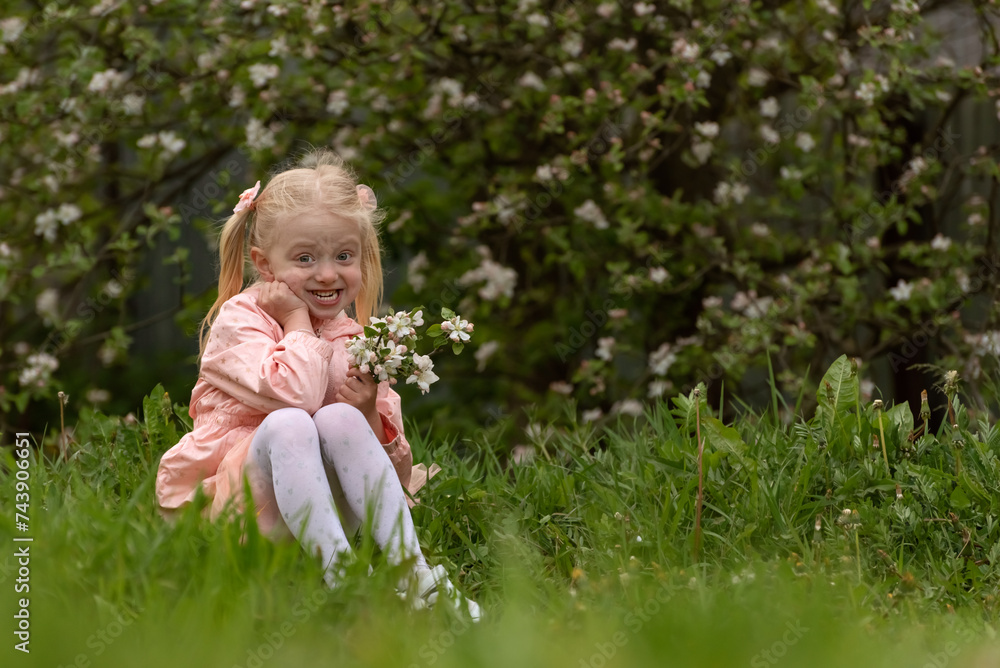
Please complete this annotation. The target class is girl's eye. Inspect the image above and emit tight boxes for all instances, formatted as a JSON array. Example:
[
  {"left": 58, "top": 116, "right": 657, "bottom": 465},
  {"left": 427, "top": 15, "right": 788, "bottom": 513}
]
[
  {"left": 297, "top": 255, "right": 312, "bottom": 263},
  {"left": 337, "top": 252, "right": 352, "bottom": 261}
]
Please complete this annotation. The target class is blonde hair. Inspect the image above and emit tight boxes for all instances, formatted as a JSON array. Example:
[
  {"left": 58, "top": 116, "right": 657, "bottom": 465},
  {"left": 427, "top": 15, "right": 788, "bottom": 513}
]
[{"left": 199, "top": 149, "right": 386, "bottom": 354}]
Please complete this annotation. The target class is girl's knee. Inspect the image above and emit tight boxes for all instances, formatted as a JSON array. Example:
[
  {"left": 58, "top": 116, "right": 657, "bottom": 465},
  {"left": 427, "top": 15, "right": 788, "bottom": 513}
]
[
  {"left": 258, "top": 407, "right": 320, "bottom": 453},
  {"left": 263, "top": 407, "right": 314, "bottom": 431},
  {"left": 313, "top": 403, "right": 369, "bottom": 432}
]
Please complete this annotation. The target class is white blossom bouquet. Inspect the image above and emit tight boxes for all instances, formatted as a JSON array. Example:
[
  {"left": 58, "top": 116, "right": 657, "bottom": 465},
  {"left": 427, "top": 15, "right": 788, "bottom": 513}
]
[{"left": 345, "top": 307, "right": 474, "bottom": 394}]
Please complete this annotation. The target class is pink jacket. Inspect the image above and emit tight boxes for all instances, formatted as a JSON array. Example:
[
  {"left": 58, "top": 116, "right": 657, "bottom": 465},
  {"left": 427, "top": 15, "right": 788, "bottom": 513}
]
[{"left": 155, "top": 284, "right": 413, "bottom": 534}]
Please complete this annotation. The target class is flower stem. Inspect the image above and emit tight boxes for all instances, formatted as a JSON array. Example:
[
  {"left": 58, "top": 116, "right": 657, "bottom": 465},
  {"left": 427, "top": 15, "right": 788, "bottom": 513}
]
[{"left": 693, "top": 388, "right": 704, "bottom": 562}]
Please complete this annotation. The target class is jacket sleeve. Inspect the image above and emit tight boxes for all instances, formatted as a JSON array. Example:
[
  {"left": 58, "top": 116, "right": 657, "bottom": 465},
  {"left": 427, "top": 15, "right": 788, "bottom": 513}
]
[
  {"left": 375, "top": 383, "right": 412, "bottom": 489},
  {"left": 200, "top": 295, "right": 335, "bottom": 415}
]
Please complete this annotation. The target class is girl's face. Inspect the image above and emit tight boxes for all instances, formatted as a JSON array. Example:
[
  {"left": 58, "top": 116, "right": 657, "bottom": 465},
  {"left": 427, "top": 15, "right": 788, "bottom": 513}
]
[{"left": 250, "top": 209, "right": 363, "bottom": 322}]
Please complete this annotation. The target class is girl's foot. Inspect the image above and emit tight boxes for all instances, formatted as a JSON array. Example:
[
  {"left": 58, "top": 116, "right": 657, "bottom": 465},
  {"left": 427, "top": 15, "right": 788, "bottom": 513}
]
[{"left": 400, "top": 565, "right": 482, "bottom": 622}]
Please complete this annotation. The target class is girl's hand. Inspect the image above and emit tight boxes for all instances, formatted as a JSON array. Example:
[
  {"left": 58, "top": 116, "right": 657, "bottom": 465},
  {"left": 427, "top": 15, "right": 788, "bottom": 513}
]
[
  {"left": 257, "top": 281, "right": 312, "bottom": 333},
  {"left": 336, "top": 368, "right": 387, "bottom": 442}
]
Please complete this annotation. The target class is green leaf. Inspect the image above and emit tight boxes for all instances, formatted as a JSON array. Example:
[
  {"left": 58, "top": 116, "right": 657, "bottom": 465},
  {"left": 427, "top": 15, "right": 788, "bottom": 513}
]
[
  {"left": 452, "top": 342, "right": 464, "bottom": 355},
  {"left": 702, "top": 415, "right": 749, "bottom": 467},
  {"left": 363, "top": 326, "right": 379, "bottom": 338},
  {"left": 441, "top": 307, "right": 456, "bottom": 320},
  {"left": 884, "top": 402, "right": 914, "bottom": 444},
  {"left": 815, "top": 355, "right": 858, "bottom": 430},
  {"left": 426, "top": 324, "right": 442, "bottom": 337}
]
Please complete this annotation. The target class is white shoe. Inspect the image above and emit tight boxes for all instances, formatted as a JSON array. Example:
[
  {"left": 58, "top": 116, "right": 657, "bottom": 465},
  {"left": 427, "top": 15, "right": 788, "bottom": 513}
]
[{"left": 401, "top": 565, "right": 482, "bottom": 622}]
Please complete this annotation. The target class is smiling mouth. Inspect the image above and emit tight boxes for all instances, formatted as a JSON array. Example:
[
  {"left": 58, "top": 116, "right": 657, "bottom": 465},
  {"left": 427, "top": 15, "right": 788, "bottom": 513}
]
[{"left": 310, "top": 289, "right": 342, "bottom": 304}]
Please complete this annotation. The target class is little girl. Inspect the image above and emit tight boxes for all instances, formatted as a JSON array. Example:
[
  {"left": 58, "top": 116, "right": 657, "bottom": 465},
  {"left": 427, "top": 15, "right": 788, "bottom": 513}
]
[{"left": 155, "top": 149, "right": 480, "bottom": 620}]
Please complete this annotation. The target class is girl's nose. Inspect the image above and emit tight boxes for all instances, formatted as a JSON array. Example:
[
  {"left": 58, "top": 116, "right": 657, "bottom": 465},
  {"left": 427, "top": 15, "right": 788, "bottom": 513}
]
[{"left": 316, "top": 260, "right": 338, "bottom": 283}]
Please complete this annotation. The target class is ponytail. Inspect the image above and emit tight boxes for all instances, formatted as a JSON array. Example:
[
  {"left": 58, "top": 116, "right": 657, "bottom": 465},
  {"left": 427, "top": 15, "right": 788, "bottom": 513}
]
[{"left": 199, "top": 208, "right": 253, "bottom": 355}]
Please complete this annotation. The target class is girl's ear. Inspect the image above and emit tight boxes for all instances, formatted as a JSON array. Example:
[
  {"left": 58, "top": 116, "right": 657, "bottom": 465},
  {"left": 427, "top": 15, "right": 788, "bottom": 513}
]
[{"left": 250, "top": 247, "right": 274, "bottom": 281}]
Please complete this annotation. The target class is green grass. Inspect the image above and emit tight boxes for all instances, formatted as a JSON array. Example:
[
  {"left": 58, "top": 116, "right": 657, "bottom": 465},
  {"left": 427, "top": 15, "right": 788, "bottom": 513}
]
[{"left": 3, "top": 369, "right": 1000, "bottom": 667}]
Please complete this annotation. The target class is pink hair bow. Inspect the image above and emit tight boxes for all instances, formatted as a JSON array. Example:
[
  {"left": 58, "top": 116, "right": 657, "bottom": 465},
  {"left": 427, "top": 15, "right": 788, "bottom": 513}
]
[{"left": 234, "top": 180, "right": 261, "bottom": 213}]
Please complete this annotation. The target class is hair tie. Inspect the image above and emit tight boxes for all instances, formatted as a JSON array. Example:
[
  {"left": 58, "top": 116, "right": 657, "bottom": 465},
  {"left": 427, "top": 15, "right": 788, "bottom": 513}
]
[
  {"left": 234, "top": 180, "right": 261, "bottom": 213},
  {"left": 356, "top": 184, "right": 377, "bottom": 210}
]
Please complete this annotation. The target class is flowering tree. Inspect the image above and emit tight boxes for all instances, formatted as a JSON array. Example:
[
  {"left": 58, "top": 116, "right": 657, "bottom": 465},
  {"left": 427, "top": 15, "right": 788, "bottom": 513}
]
[{"left": 2, "top": 0, "right": 1000, "bottom": 435}]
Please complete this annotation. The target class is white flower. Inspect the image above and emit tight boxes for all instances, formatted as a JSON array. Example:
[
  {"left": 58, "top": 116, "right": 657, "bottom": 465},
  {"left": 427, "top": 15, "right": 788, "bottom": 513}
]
[
  {"left": 269, "top": 36, "right": 288, "bottom": 57},
  {"left": 908, "top": 156, "right": 928, "bottom": 174},
  {"left": 54, "top": 130, "right": 79, "bottom": 147},
  {"left": 526, "top": 12, "right": 549, "bottom": 27},
  {"left": 86, "top": 388, "right": 111, "bottom": 403},
  {"left": 608, "top": 37, "right": 637, "bottom": 52},
  {"left": 968, "top": 213, "right": 984, "bottom": 226},
  {"left": 561, "top": 32, "right": 583, "bottom": 57},
  {"left": 714, "top": 182, "right": 750, "bottom": 206},
  {"left": 757, "top": 36, "right": 782, "bottom": 52},
  {"left": 518, "top": 71, "right": 546, "bottom": 91},
  {"left": 930, "top": 234, "right": 952, "bottom": 251},
  {"left": 935, "top": 90, "right": 952, "bottom": 103},
  {"left": 649, "top": 343, "right": 677, "bottom": 376},
  {"left": 18, "top": 352, "right": 58, "bottom": 388},
  {"left": 550, "top": 381, "right": 574, "bottom": 395},
  {"left": 779, "top": 166, "right": 803, "bottom": 182},
  {"left": 137, "top": 134, "right": 158, "bottom": 149},
  {"left": 0, "top": 17, "right": 25, "bottom": 43},
  {"left": 326, "top": 90, "right": 349, "bottom": 115},
  {"left": 88, "top": 69, "right": 126, "bottom": 93},
  {"left": 581, "top": 408, "right": 604, "bottom": 423},
  {"left": 672, "top": 38, "right": 700, "bottom": 61},
  {"left": 266, "top": 3, "right": 288, "bottom": 16},
  {"left": 760, "top": 124, "right": 780, "bottom": 144},
  {"left": 691, "top": 140, "right": 713, "bottom": 164},
  {"left": 649, "top": 267, "right": 669, "bottom": 284},
  {"left": 229, "top": 86, "right": 246, "bottom": 109},
  {"left": 34, "top": 209, "right": 59, "bottom": 241},
  {"left": 648, "top": 380, "right": 671, "bottom": 398},
  {"left": 158, "top": 131, "right": 185, "bottom": 156},
  {"left": 441, "top": 315, "right": 474, "bottom": 343},
  {"left": 747, "top": 68, "right": 770, "bottom": 87},
  {"left": 459, "top": 257, "right": 517, "bottom": 301},
  {"left": 245, "top": 118, "right": 276, "bottom": 151},
  {"left": 634, "top": 2, "right": 656, "bottom": 16},
  {"left": 817, "top": 0, "right": 839, "bottom": 15},
  {"left": 855, "top": 81, "right": 877, "bottom": 104},
  {"left": 710, "top": 47, "right": 732, "bottom": 66},
  {"left": 406, "top": 353, "right": 439, "bottom": 394},
  {"left": 121, "top": 93, "right": 145, "bottom": 115},
  {"left": 36, "top": 288, "right": 60, "bottom": 323},
  {"left": 795, "top": 132, "right": 816, "bottom": 152},
  {"left": 596, "top": 336, "right": 615, "bottom": 361},
  {"left": 196, "top": 51, "right": 217, "bottom": 70},
  {"left": 759, "top": 97, "right": 780, "bottom": 118},
  {"left": 695, "top": 70, "right": 712, "bottom": 89},
  {"left": 613, "top": 399, "right": 644, "bottom": 416},
  {"left": 475, "top": 340, "right": 499, "bottom": 371},
  {"left": 56, "top": 204, "right": 82, "bottom": 224},
  {"left": 248, "top": 63, "right": 280, "bottom": 88},
  {"left": 596, "top": 3, "right": 616, "bottom": 18},
  {"left": 694, "top": 121, "right": 719, "bottom": 139},
  {"left": 889, "top": 279, "right": 913, "bottom": 301},
  {"left": 573, "top": 199, "right": 609, "bottom": 229},
  {"left": 751, "top": 223, "right": 770, "bottom": 237}
]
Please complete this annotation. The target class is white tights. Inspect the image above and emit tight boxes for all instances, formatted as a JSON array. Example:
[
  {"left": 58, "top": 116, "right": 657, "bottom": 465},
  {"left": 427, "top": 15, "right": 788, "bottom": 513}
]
[{"left": 247, "top": 404, "right": 428, "bottom": 587}]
